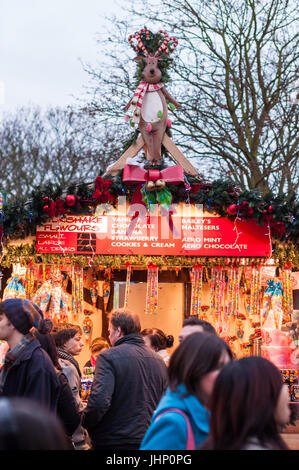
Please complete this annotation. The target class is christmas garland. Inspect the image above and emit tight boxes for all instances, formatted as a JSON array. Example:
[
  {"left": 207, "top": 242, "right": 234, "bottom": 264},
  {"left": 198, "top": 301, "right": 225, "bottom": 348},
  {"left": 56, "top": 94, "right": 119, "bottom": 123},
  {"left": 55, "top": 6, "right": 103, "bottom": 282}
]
[{"left": 1, "top": 165, "right": 298, "bottom": 246}]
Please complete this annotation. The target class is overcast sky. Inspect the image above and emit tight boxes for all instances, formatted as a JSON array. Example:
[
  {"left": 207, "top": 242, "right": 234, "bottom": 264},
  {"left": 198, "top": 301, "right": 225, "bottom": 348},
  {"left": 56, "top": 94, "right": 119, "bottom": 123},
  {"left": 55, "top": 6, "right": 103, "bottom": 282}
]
[{"left": 0, "top": 0, "right": 123, "bottom": 113}]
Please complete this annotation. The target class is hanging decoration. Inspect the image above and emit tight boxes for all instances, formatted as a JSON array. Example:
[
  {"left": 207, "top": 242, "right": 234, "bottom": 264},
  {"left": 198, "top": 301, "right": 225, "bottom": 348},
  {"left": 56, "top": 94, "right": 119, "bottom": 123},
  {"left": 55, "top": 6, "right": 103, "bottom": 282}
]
[
  {"left": 82, "top": 314, "right": 93, "bottom": 345},
  {"left": 71, "top": 266, "right": 84, "bottom": 320},
  {"left": 102, "top": 268, "right": 111, "bottom": 313},
  {"left": 124, "top": 264, "right": 132, "bottom": 308},
  {"left": 227, "top": 266, "right": 241, "bottom": 316},
  {"left": 24, "top": 266, "right": 35, "bottom": 300},
  {"left": 33, "top": 280, "right": 52, "bottom": 313},
  {"left": 90, "top": 281, "right": 98, "bottom": 308},
  {"left": 190, "top": 266, "right": 203, "bottom": 317},
  {"left": 145, "top": 265, "right": 159, "bottom": 315},
  {"left": 271, "top": 281, "right": 284, "bottom": 330},
  {"left": 210, "top": 267, "right": 225, "bottom": 317},
  {"left": 260, "top": 280, "right": 283, "bottom": 329},
  {"left": 2, "top": 276, "right": 26, "bottom": 300},
  {"left": 33, "top": 267, "right": 69, "bottom": 322},
  {"left": 249, "top": 266, "right": 261, "bottom": 317},
  {"left": 281, "top": 269, "right": 293, "bottom": 323}
]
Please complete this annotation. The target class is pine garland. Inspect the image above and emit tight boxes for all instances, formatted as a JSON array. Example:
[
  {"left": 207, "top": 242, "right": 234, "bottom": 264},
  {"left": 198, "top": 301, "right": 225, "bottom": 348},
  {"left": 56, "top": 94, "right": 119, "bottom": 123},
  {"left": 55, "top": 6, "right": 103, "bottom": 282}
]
[{"left": 1, "top": 162, "right": 298, "bottom": 250}]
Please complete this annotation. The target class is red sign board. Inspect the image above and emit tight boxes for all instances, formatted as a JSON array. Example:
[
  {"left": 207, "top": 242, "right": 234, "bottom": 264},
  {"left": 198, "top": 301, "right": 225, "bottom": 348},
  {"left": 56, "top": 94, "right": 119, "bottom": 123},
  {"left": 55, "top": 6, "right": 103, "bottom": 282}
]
[{"left": 36, "top": 212, "right": 271, "bottom": 257}]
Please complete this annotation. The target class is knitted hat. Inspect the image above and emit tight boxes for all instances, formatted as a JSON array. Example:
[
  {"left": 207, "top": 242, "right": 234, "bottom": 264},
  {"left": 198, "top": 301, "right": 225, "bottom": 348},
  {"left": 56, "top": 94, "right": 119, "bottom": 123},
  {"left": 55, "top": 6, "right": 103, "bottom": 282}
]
[{"left": 1, "top": 299, "right": 51, "bottom": 335}]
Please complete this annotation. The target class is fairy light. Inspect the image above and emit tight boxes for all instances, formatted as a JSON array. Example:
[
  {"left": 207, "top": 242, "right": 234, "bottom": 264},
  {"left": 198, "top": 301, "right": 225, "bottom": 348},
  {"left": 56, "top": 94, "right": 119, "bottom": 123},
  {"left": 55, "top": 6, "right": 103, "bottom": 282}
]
[{"left": 232, "top": 208, "right": 243, "bottom": 249}]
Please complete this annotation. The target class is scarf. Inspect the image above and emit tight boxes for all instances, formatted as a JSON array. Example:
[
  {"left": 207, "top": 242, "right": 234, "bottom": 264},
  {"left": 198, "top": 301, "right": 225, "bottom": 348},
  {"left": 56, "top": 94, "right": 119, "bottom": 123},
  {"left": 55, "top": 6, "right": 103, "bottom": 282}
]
[
  {"left": 0, "top": 333, "right": 35, "bottom": 394},
  {"left": 57, "top": 348, "right": 81, "bottom": 378},
  {"left": 126, "top": 81, "right": 164, "bottom": 123}
]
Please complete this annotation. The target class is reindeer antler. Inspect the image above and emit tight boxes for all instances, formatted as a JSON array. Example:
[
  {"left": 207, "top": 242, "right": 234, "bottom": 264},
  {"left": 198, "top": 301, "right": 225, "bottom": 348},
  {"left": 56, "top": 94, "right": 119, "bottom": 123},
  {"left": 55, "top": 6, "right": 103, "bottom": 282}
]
[
  {"left": 155, "top": 30, "right": 169, "bottom": 56},
  {"left": 128, "top": 28, "right": 150, "bottom": 56},
  {"left": 128, "top": 28, "right": 178, "bottom": 57},
  {"left": 155, "top": 30, "right": 178, "bottom": 56}
]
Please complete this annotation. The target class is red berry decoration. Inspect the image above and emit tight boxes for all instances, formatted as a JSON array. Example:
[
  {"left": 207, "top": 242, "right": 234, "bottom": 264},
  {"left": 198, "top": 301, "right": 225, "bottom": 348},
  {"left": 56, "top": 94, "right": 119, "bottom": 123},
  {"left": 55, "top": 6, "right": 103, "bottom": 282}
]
[
  {"left": 65, "top": 195, "right": 76, "bottom": 207},
  {"left": 227, "top": 204, "right": 237, "bottom": 215}
]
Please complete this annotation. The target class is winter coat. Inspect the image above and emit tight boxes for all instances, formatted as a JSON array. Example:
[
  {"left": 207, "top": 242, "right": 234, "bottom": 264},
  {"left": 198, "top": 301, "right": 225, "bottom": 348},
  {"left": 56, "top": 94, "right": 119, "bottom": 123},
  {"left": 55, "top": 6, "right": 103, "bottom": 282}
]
[
  {"left": 82, "top": 333, "right": 168, "bottom": 450},
  {"left": 58, "top": 356, "right": 90, "bottom": 450},
  {"left": 1, "top": 339, "right": 60, "bottom": 411},
  {"left": 56, "top": 370, "right": 81, "bottom": 437},
  {"left": 140, "top": 383, "right": 210, "bottom": 450}
]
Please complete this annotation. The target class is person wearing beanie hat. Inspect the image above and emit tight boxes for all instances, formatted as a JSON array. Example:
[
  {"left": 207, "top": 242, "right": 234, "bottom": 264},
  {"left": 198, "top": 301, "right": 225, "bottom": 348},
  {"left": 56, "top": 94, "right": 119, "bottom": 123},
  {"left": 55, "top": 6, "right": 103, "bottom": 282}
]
[{"left": 0, "top": 299, "right": 60, "bottom": 411}]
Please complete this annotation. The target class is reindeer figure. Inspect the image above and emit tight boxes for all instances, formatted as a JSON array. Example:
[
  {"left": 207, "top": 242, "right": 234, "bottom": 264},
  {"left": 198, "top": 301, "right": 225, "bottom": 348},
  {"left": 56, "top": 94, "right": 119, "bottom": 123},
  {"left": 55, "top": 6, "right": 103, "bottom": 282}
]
[{"left": 125, "top": 29, "right": 180, "bottom": 164}]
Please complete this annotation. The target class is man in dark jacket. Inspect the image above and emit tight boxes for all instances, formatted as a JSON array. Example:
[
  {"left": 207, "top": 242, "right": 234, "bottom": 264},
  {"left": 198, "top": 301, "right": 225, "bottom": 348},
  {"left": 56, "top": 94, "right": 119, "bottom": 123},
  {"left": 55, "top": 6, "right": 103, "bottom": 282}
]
[
  {"left": 82, "top": 308, "right": 168, "bottom": 450},
  {"left": 0, "top": 299, "right": 60, "bottom": 411}
]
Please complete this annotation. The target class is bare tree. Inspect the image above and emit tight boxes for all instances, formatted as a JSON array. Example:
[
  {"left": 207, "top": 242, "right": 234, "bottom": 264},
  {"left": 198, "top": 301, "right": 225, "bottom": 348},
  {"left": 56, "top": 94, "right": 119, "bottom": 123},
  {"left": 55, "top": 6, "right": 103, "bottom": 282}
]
[
  {"left": 0, "top": 106, "right": 121, "bottom": 200},
  {"left": 82, "top": 0, "right": 299, "bottom": 198}
]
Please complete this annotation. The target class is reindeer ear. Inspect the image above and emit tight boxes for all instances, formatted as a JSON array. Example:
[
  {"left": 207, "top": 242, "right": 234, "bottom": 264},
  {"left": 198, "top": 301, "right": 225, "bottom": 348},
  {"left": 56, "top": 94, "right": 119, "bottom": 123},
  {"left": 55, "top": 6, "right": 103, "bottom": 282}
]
[{"left": 134, "top": 56, "right": 146, "bottom": 62}]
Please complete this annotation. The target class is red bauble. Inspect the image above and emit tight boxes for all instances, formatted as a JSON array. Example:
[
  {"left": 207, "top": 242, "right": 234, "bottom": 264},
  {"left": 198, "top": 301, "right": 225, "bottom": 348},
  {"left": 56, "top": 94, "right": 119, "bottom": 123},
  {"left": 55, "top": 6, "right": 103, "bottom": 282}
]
[
  {"left": 65, "top": 195, "right": 76, "bottom": 207},
  {"left": 227, "top": 204, "right": 237, "bottom": 215}
]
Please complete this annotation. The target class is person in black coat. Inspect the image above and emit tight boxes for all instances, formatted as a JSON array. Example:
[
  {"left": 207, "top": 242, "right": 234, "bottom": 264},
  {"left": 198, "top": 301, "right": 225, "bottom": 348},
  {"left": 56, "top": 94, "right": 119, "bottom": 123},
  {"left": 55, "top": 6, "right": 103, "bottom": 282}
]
[
  {"left": 82, "top": 308, "right": 168, "bottom": 451},
  {"left": 0, "top": 299, "right": 60, "bottom": 412},
  {"left": 34, "top": 330, "right": 80, "bottom": 447}
]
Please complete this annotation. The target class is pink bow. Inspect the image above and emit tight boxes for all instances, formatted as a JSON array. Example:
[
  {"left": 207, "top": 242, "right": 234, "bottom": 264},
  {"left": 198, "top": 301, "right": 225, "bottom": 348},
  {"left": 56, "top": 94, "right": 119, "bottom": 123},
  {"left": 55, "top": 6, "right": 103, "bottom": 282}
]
[{"left": 123, "top": 164, "right": 184, "bottom": 185}]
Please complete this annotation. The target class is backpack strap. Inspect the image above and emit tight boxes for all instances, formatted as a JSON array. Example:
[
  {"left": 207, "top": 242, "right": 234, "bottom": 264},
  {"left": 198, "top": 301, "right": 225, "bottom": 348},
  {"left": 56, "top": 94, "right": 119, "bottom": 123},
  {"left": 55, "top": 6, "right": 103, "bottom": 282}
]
[{"left": 154, "top": 407, "right": 195, "bottom": 450}]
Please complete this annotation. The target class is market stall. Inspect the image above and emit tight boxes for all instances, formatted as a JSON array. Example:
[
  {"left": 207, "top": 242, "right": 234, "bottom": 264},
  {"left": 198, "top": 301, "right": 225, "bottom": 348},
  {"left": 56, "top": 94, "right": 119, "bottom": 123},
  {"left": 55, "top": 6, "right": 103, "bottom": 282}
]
[{"left": 0, "top": 27, "right": 298, "bottom": 433}]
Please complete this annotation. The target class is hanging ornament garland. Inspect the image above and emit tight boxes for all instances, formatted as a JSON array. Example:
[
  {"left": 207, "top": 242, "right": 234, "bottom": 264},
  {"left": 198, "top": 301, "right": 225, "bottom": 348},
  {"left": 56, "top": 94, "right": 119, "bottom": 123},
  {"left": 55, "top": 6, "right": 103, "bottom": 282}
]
[
  {"left": 227, "top": 267, "right": 241, "bottom": 316},
  {"left": 281, "top": 269, "right": 293, "bottom": 323},
  {"left": 249, "top": 266, "right": 261, "bottom": 317},
  {"left": 190, "top": 266, "right": 203, "bottom": 317},
  {"left": 271, "top": 281, "right": 284, "bottom": 329},
  {"left": 124, "top": 264, "right": 132, "bottom": 308},
  {"left": 145, "top": 265, "right": 159, "bottom": 315},
  {"left": 210, "top": 267, "right": 225, "bottom": 317},
  {"left": 71, "top": 266, "right": 84, "bottom": 321}
]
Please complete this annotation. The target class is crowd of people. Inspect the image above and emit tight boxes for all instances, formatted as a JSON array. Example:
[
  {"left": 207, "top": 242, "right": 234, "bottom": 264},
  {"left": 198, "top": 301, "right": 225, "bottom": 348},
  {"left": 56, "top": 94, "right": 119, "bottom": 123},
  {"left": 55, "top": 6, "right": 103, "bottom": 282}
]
[{"left": 0, "top": 298, "right": 294, "bottom": 451}]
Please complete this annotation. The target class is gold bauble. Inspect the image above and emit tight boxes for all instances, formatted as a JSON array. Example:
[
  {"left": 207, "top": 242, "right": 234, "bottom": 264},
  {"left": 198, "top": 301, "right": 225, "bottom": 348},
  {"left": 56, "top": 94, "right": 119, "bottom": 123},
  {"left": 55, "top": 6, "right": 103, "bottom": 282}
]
[
  {"left": 155, "top": 179, "right": 166, "bottom": 190},
  {"left": 145, "top": 181, "right": 156, "bottom": 191}
]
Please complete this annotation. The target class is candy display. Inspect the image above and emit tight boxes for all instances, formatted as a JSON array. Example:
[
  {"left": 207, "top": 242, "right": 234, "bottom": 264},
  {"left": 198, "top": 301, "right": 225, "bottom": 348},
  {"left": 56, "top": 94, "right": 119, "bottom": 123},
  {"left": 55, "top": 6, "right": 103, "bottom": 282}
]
[
  {"left": 290, "top": 385, "right": 299, "bottom": 402},
  {"left": 280, "top": 369, "right": 298, "bottom": 403},
  {"left": 81, "top": 367, "right": 95, "bottom": 402}
]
